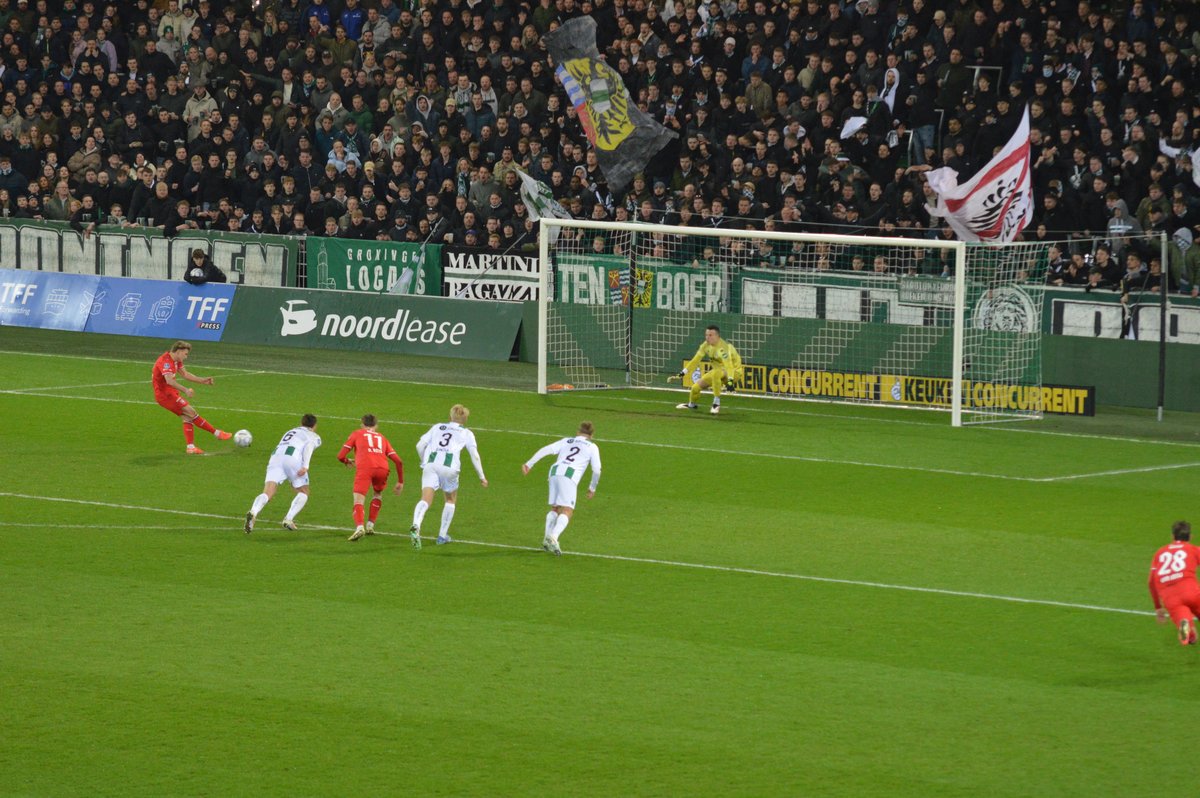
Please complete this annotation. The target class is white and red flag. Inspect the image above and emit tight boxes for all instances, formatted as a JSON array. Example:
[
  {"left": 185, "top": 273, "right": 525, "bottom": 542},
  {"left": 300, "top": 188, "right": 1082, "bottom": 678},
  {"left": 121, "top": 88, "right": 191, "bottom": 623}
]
[{"left": 925, "top": 106, "right": 1034, "bottom": 242}]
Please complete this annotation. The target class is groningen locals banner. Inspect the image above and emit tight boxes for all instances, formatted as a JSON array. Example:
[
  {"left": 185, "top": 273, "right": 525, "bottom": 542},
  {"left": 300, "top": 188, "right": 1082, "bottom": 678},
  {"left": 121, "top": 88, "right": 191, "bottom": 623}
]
[
  {"left": 0, "top": 219, "right": 299, "bottom": 286},
  {"left": 306, "top": 238, "right": 442, "bottom": 296},
  {"left": 0, "top": 268, "right": 235, "bottom": 340},
  {"left": 442, "top": 245, "right": 541, "bottom": 301},
  {"left": 223, "top": 285, "right": 522, "bottom": 360}
]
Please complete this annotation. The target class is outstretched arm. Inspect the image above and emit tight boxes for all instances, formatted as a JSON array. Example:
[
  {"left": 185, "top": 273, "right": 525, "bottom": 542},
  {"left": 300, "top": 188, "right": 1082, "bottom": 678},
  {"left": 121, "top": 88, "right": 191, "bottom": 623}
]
[{"left": 522, "top": 442, "right": 560, "bottom": 474}]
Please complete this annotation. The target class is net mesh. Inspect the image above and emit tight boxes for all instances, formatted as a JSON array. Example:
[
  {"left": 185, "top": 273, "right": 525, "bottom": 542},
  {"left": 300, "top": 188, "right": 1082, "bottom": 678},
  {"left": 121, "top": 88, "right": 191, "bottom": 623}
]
[{"left": 543, "top": 220, "right": 1053, "bottom": 423}]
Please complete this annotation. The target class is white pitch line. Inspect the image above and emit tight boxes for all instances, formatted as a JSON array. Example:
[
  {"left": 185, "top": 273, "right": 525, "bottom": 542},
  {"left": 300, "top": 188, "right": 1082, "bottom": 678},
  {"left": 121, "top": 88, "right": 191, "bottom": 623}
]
[
  {"left": 0, "top": 348, "right": 530, "bottom": 394},
  {"left": 0, "top": 522, "right": 228, "bottom": 531},
  {"left": 8, "top": 348, "right": 1200, "bottom": 452},
  {"left": 3, "top": 369, "right": 268, "bottom": 394},
  {"left": 1029, "top": 461, "right": 1200, "bottom": 482},
  {"left": 2, "top": 388, "right": 1195, "bottom": 482},
  {"left": 0, "top": 491, "right": 1152, "bottom": 618},
  {"left": 0, "top": 388, "right": 1079, "bottom": 481}
]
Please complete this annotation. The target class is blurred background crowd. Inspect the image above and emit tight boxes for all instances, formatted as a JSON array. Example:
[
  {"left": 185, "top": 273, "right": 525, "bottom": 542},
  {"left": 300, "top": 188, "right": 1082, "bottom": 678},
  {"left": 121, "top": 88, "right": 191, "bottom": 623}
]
[{"left": 1, "top": 0, "right": 1199, "bottom": 288}]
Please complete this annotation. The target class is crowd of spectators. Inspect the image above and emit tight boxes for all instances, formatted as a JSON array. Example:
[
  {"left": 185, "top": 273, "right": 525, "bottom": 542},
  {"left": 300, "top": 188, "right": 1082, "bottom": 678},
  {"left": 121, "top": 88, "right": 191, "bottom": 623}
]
[{"left": 2, "top": 0, "right": 1200, "bottom": 290}]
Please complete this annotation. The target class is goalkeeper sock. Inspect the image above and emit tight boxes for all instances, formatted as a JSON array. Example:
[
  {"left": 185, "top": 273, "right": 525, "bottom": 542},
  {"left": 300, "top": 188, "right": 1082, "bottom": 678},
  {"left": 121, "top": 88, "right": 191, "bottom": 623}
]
[
  {"left": 368, "top": 498, "right": 382, "bottom": 523},
  {"left": 412, "top": 500, "right": 429, "bottom": 530},
  {"left": 353, "top": 504, "right": 365, "bottom": 526},
  {"left": 688, "top": 383, "right": 702, "bottom": 404},
  {"left": 550, "top": 514, "right": 570, "bottom": 543},
  {"left": 183, "top": 422, "right": 195, "bottom": 446},
  {"left": 544, "top": 510, "right": 558, "bottom": 537},
  {"left": 250, "top": 493, "right": 269, "bottom": 517},
  {"left": 285, "top": 493, "right": 308, "bottom": 521},
  {"left": 439, "top": 504, "right": 456, "bottom": 537},
  {"left": 193, "top": 416, "right": 216, "bottom": 434}
]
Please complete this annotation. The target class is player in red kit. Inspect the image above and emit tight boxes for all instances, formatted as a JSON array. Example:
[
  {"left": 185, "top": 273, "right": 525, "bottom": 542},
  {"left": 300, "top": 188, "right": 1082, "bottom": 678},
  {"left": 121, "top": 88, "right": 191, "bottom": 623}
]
[
  {"left": 338, "top": 414, "right": 404, "bottom": 542},
  {"left": 152, "top": 341, "right": 233, "bottom": 454},
  {"left": 1149, "top": 520, "right": 1200, "bottom": 646}
]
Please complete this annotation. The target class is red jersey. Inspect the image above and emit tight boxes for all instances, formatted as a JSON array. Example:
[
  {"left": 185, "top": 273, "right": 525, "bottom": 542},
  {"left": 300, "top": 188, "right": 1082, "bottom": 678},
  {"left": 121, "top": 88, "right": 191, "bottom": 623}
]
[
  {"left": 152, "top": 352, "right": 180, "bottom": 396},
  {"left": 339, "top": 428, "right": 403, "bottom": 479},
  {"left": 1149, "top": 541, "right": 1200, "bottom": 606}
]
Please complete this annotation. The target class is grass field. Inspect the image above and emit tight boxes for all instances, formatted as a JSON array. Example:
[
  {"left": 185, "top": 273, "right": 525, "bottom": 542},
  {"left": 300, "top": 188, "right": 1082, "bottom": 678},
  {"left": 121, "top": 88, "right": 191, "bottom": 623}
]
[{"left": 3, "top": 327, "right": 1200, "bottom": 797}]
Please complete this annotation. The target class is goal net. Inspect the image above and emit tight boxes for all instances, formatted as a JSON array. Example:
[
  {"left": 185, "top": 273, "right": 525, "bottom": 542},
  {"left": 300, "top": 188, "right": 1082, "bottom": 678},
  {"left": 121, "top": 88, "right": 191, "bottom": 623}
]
[{"left": 537, "top": 218, "right": 1049, "bottom": 425}]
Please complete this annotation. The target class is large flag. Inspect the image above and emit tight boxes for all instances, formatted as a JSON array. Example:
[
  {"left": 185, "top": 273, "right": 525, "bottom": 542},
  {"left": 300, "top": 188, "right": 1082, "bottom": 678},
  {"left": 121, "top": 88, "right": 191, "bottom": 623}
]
[
  {"left": 516, "top": 168, "right": 572, "bottom": 243},
  {"left": 545, "top": 17, "right": 676, "bottom": 194},
  {"left": 924, "top": 106, "right": 1034, "bottom": 243}
]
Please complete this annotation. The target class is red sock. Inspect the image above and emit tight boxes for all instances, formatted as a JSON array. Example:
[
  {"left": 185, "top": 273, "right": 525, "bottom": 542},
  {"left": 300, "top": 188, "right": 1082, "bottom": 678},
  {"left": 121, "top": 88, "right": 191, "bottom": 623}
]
[
  {"left": 353, "top": 504, "right": 365, "bottom": 525},
  {"left": 369, "top": 498, "right": 382, "bottom": 522},
  {"left": 192, "top": 416, "right": 216, "bottom": 434},
  {"left": 183, "top": 422, "right": 195, "bottom": 446}
]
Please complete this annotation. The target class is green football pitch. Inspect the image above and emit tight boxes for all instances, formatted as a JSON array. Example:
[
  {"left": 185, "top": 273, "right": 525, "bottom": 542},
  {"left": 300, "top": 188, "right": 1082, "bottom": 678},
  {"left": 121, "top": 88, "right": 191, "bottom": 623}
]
[{"left": 3, "top": 327, "right": 1200, "bottom": 797}]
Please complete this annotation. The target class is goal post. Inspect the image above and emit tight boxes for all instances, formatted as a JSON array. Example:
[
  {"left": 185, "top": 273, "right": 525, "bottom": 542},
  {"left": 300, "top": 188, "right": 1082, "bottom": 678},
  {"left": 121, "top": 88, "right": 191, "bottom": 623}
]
[{"left": 538, "top": 217, "right": 1049, "bottom": 426}]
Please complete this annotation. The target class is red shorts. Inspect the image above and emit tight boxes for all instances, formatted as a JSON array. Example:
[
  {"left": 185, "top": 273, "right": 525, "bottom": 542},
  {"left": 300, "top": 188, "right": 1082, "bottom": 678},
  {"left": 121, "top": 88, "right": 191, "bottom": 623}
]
[
  {"left": 1160, "top": 584, "right": 1200, "bottom": 624},
  {"left": 353, "top": 466, "right": 390, "bottom": 495},
  {"left": 155, "top": 391, "right": 190, "bottom": 416}
]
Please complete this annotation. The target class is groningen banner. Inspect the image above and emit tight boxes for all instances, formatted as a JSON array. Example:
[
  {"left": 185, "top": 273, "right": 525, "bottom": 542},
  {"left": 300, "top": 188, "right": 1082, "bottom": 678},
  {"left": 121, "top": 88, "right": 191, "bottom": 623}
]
[
  {"left": 223, "top": 285, "right": 522, "bottom": 360},
  {"left": 0, "top": 268, "right": 235, "bottom": 340},
  {"left": 0, "top": 219, "right": 299, "bottom": 286},
  {"left": 306, "top": 238, "right": 442, "bottom": 296},
  {"left": 442, "top": 245, "right": 541, "bottom": 301}
]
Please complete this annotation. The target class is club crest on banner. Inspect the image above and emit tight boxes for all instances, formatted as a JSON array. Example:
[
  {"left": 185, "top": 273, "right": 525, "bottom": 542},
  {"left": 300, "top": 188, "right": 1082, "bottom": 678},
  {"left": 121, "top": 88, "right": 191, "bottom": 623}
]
[{"left": 925, "top": 106, "right": 1034, "bottom": 243}]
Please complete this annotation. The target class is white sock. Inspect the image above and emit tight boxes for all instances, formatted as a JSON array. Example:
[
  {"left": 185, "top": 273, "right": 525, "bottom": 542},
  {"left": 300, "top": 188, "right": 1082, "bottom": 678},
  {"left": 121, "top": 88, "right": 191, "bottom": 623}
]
[
  {"left": 412, "top": 499, "right": 429, "bottom": 530},
  {"left": 550, "top": 513, "right": 570, "bottom": 543},
  {"left": 250, "top": 493, "right": 269, "bottom": 517},
  {"left": 284, "top": 492, "right": 308, "bottom": 521},
  {"left": 440, "top": 504, "right": 456, "bottom": 537},
  {"left": 544, "top": 510, "right": 558, "bottom": 537}
]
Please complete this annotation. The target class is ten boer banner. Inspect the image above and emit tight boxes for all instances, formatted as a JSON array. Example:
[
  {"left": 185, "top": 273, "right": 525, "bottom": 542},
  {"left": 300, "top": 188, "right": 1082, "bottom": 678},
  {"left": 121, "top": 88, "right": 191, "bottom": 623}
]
[
  {"left": 442, "top": 245, "right": 540, "bottom": 301},
  {"left": 545, "top": 16, "right": 676, "bottom": 194}
]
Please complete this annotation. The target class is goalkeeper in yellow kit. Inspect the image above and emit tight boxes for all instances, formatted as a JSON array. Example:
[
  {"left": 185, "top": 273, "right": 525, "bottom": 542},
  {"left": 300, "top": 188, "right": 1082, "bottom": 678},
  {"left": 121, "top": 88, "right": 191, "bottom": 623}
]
[{"left": 667, "top": 324, "right": 743, "bottom": 415}]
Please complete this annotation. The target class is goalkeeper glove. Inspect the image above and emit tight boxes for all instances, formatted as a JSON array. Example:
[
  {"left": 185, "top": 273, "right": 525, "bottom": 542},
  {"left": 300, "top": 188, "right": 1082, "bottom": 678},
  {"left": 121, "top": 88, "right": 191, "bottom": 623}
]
[
  {"left": 724, "top": 378, "right": 737, "bottom": 392},
  {"left": 667, "top": 370, "right": 684, "bottom": 383}
]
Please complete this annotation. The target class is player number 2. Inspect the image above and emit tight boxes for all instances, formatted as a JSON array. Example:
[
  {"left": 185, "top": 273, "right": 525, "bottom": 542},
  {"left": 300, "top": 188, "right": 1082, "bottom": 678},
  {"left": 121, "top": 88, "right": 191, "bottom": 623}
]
[
  {"left": 564, "top": 446, "right": 580, "bottom": 463},
  {"left": 1157, "top": 550, "right": 1189, "bottom": 577}
]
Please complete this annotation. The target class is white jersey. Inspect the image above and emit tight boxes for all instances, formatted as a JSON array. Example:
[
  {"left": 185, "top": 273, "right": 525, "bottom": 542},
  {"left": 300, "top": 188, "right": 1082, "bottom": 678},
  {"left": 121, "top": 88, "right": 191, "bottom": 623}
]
[
  {"left": 525, "top": 436, "right": 602, "bottom": 490},
  {"left": 416, "top": 422, "right": 485, "bottom": 479},
  {"left": 272, "top": 426, "right": 322, "bottom": 467}
]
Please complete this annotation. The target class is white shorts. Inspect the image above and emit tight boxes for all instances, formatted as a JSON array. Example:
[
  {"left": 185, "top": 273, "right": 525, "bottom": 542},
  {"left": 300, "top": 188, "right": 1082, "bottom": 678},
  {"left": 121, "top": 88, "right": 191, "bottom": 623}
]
[
  {"left": 265, "top": 455, "right": 308, "bottom": 489},
  {"left": 548, "top": 475, "right": 578, "bottom": 509},
  {"left": 421, "top": 463, "right": 460, "bottom": 494}
]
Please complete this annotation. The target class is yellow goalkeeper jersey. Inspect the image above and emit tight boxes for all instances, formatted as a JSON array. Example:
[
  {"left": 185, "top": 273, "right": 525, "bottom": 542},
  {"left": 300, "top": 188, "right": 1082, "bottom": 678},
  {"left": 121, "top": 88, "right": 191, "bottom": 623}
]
[{"left": 683, "top": 337, "right": 742, "bottom": 374}]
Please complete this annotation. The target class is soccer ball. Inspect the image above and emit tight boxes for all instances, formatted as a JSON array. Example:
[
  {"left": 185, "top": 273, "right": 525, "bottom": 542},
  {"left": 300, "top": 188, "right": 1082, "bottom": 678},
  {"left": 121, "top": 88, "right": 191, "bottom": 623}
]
[{"left": 233, "top": 429, "right": 253, "bottom": 448}]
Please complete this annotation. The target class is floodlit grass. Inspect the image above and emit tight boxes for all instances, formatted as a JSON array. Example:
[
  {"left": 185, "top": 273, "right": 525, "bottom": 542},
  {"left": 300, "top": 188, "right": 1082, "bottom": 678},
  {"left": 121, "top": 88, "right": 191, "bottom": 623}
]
[{"left": 1, "top": 327, "right": 1197, "bottom": 796}]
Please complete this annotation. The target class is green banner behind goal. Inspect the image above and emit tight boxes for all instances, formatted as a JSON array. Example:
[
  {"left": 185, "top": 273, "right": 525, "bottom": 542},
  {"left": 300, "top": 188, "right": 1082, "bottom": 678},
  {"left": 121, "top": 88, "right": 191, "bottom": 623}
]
[{"left": 538, "top": 219, "right": 1052, "bottom": 425}]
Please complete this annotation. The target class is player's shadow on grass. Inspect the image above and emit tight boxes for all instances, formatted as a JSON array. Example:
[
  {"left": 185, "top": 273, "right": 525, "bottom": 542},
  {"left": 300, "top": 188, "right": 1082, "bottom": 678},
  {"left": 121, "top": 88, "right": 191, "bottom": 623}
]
[{"left": 131, "top": 451, "right": 235, "bottom": 467}]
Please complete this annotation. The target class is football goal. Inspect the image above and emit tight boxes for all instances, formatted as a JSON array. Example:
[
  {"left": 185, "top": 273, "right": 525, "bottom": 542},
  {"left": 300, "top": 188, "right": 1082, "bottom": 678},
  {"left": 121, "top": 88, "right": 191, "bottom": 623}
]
[{"left": 537, "top": 218, "right": 1049, "bottom": 426}]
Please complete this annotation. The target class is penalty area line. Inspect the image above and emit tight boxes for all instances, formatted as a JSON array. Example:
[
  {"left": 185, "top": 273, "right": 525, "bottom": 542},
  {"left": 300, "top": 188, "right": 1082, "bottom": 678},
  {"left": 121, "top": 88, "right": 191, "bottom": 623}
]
[
  {"left": 0, "top": 389, "right": 1084, "bottom": 482},
  {"left": 0, "top": 491, "right": 1152, "bottom": 618}
]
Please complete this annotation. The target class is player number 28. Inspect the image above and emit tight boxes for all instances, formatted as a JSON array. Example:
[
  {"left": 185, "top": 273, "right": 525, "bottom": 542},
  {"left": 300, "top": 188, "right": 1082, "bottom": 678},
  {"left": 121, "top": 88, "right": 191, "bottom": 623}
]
[{"left": 1157, "top": 550, "right": 1189, "bottom": 577}]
